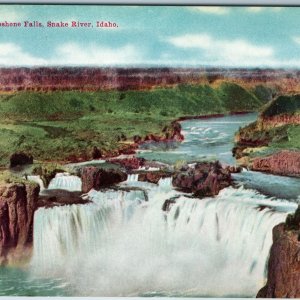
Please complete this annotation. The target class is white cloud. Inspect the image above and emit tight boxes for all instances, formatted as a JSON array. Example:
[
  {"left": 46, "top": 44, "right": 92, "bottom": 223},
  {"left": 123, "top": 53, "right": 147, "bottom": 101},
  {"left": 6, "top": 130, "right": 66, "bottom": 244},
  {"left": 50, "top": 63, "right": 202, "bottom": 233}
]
[
  {"left": 189, "top": 7, "right": 230, "bottom": 15},
  {"left": 0, "top": 43, "right": 47, "bottom": 66},
  {"left": 0, "top": 42, "right": 142, "bottom": 66},
  {"left": 0, "top": 7, "right": 25, "bottom": 21},
  {"left": 189, "top": 7, "right": 282, "bottom": 15},
  {"left": 53, "top": 42, "right": 142, "bottom": 65},
  {"left": 168, "top": 33, "right": 276, "bottom": 67},
  {"left": 169, "top": 34, "right": 213, "bottom": 49},
  {"left": 293, "top": 36, "right": 300, "bottom": 45}
]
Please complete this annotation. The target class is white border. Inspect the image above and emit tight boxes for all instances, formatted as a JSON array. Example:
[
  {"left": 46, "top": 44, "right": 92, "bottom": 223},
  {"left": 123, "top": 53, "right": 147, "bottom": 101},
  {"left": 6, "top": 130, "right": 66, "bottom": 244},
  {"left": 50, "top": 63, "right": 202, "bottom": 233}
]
[{"left": 0, "top": 1, "right": 294, "bottom": 300}]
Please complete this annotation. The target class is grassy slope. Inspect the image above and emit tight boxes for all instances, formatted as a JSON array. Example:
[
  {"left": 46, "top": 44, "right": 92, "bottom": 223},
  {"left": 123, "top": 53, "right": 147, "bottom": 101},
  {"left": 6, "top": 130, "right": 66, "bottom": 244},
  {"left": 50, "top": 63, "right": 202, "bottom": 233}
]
[
  {"left": 261, "top": 94, "right": 300, "bottom": 118},
  {"left": 235, "top": 95, "right": 300, "bottom": 160},
  {"left": 0, "top": 82, "right": 263, "bottom": 166}
]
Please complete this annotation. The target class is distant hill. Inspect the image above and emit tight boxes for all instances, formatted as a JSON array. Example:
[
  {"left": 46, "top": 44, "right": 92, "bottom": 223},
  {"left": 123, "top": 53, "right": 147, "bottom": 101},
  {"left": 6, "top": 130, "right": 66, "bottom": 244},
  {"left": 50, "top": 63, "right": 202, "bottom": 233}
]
[
  {"left": 261, "top": 95, "right": 300, "bottom": 118},
  {"left": 0, "top": 82, "right": 261, "bottom": 122},
  {"left": 0, "top": 67, "right": 300, "bottom": 93}
]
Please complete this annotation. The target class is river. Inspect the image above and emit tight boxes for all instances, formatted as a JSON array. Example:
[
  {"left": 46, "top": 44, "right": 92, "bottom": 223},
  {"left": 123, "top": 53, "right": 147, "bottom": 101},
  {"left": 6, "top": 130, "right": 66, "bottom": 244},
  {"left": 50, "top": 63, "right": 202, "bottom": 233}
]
[{"left": 1, "top": 113, "right": 299, "bottom": 297}]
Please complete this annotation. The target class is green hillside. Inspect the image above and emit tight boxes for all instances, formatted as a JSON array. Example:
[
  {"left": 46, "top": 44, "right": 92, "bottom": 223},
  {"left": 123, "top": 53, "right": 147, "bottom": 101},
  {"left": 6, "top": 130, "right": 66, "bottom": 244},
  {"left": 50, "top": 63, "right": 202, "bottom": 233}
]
[
  {"left": 261, "top": 94, "right": 300, "bottom": 118},
  {"left": 234, "top": 94, "right": 300, "bottom": 164},
  {"left": 0, "top": 82, "right": 264, "bottom": 166}
]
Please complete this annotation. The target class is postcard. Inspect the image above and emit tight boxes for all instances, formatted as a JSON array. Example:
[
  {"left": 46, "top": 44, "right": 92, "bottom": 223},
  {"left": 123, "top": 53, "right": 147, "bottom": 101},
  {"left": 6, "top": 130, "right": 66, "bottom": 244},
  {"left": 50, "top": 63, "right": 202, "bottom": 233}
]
[{"left": 0, "top": 3, "right": 299, "bottom": 298}]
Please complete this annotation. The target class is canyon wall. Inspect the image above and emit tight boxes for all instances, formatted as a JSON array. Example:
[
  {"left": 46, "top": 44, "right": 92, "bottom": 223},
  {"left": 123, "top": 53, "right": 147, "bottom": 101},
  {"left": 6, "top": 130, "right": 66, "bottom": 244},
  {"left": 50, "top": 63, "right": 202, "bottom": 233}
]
[
  {"left": 257, "top": 223, "right": 300, "bottom": 298},
  {"left": 0, "top": 182, "right": 40, "bottom": 265},
  {"left": 252, "top": 151, "right": 300, "bottom": 177},
  {"left": 257, "top": 114, "right": 300, "bottom": 130},
  {"left": 0, "top": 67, "right": 300, "bottom": 92}
]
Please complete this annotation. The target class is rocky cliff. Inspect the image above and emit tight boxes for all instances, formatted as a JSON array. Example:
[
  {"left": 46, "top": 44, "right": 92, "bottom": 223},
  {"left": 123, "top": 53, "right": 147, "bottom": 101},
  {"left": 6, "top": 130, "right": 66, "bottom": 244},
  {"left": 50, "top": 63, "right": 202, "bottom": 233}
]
[
  {"left": 0, "top": 182, "right": 40, "bottom": 265},
  {"left": 0, "top": 67, "right": 205, "bottom": 92},
  {"left": 81, "top": 167, "right": 128, "bottom": 193},
  {"left": 257, "top": 207, "right": 300, "bottom": 298},
  {"left": 233, "top": 94, "right": 300, "bottom": 175},
  {"left": 172, "top": 161, "right": 232, "bottom": 197},
  {"left": 252, "top": 150, "right": 300, "bottom": 177},
  {"left": 0, "top": 67, "right": 299, "bottom": 92},
  {"left": 257, "top": 114, "right": 300, "bottom": 130}
]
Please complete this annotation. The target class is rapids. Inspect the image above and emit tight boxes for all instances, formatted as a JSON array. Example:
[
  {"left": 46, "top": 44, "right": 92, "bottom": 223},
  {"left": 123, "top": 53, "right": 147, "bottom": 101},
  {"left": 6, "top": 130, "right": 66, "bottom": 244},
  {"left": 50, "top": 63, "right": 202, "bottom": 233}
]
[{"left": 48, "top": 173, "right": 82, "bottom": 192}]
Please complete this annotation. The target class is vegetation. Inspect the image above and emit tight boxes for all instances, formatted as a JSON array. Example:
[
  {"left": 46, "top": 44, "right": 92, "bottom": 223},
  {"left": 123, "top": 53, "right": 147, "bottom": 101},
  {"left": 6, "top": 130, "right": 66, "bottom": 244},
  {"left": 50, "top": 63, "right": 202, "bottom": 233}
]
[
  {"left": 235, "top": 93, "right": 300, "bottom": 163},
  {"left": 252, "top": 85, "right": 276, "bottom": 104},
  {"left": 0, "top": 82, "right": 264, "bottom": 166},
  {"left": 0, "top": 170, "right": 35, "bottom": 185},
  {"left": 271, "top": 125, "right": 300, "bottom": 150},
  {"left": 262, "top": 95, "right": 300, "bottom": 118},
  {"left": 32, "top": 162, "right": 67, "bottom": 187},
  {"left": 217, "top": 82, "right": 262, "bottom": 112}
]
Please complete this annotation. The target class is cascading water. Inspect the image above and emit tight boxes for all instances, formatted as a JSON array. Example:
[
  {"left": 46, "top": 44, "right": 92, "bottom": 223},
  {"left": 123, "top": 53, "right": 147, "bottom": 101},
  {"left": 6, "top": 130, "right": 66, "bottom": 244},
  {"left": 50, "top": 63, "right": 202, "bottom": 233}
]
[
  {"left": 27, "top": 175, "right": 45, "bottom": 191},
  {"left": 48, "top": 173, "right": 82, "bottom": 192},
  {"left": 5, "top": 113, "right": 295, "bottom": 297},
  {"left": 31, "top": 188, "right": 147, "bottom": 271},
  {"left": 126, "top": 174, "right": 139, "bottom": 182},
  {"left": 30, "top": 176, "right": 294, "bottom": 297}
]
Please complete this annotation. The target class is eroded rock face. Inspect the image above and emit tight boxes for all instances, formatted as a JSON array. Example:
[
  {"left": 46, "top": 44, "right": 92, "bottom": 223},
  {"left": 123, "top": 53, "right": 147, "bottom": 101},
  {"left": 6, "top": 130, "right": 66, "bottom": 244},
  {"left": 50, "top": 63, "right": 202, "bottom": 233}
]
[
  {"left": 138, "top": 171, "right": 172, "bottom": 184},
  {"left": 258, "top": 114, "right": 300, "bottom": 131},
  {"left": 257, "top": 223, "right": 300, "bottom": 298},
  {"left": 162, "top": 121, "right": 184, "bottom": 142},
  {"left": 0, "top": 67, "right": 299, "bottom": 93},
  {"left": 172, "top": 161, "right": 232, "bottom": 198},
  {"left": 10, "top": 152, "right": 33, "bottom": 168},
  {"left": 110, "top": 157, "right": 145, "bottom": 171},
  {"left": 0, "top": 182, "right": 39, "bottom": 265},
  {"left": 81, "top": 167, "right": 128, "bottom": 193},
  {"left": 252, "top": 150, "right": 300, "bottom": 177},
  {"left": 91, "top": 146, "right": 102, "bottom": 159},
  {"left": 37, "top": 189, "right": 90, "bottom": 208}
]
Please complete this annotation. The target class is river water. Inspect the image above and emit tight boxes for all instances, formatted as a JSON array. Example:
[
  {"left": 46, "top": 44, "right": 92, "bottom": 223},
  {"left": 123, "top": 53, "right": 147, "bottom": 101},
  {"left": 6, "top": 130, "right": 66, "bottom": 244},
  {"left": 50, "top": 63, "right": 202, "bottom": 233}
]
[
  {"left": 1, "top": 113, "right": 299, "bottom": 297},
  {"left": 138, "top": 113, "right": 256, "bottom": 165}
]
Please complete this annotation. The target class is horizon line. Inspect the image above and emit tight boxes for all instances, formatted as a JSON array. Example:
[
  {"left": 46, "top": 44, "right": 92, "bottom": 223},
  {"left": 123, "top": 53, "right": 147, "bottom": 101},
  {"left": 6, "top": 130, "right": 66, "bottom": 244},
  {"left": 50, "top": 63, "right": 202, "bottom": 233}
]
[{"left": 0, "top": 65, "right": 299, "bottom": 70}]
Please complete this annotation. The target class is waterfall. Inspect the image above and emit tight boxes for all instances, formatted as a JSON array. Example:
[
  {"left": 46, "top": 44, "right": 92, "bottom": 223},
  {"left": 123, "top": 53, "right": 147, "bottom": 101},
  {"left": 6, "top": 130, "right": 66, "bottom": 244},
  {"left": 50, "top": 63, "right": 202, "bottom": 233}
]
[
  {"left": 48, "top": 173, "right": 82, "bottom": 192},
  {"left": 126, "top": 174, "right": 139, "bottom": 182},
  {"left": 31, "top": 188, "right": 147, "bottom": 272},
  {"left": 27, "top": 175, "right": 45, "bottom": 191},
  {"left": 138, "top": 167, "right": 160, "bottom": 171},
  {"left": 158, "top": 177, "right": 172, "bottom": 188},
  {"left": 30, "top": 184, "right": 294, "bottom": 297}
]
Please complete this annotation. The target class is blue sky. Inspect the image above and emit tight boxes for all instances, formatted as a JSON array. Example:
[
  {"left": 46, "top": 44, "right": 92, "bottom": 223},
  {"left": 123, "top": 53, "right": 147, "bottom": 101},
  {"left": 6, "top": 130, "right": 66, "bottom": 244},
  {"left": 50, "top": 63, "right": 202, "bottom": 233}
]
[{"left": 0, "top": 5, "right": 300, "bottom": 67}]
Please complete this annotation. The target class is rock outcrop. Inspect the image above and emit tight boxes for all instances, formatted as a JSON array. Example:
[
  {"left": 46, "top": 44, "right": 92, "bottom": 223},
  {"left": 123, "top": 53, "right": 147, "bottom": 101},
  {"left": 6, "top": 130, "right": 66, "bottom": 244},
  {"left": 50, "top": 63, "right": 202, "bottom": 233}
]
[
  {"left": 32, "top": 165, "right": 66, "bottom": 188},
  {"left": 91, "top": 146, "right": 102, "bottom": 159},
  {"left": 37, "top": 189, "right": 90, "bottom": 208},
  {"left": 172, "top": 161, "right": 232, "bottom": 197},
  {"left": 252, "top": 150, "right": 300, "bottom": 177},
  {"left": 257, "top": 207, "right": 300, "bottom": 298},
  {"left": 9, "top": 152, "right": 33, "bottom": 168},
  {"left": 141, "top": 121, "right": 184, "bottom": 145},
  {"left": 258, "top": 114, "right": 300, "bottom": 130},
  {"left": 110, "top": 157, "right": 145, "bottom": 171},
  {"left": 138, "top": 170, "right": 172, "bottom": 184},
  {"left": 81, "top": 167, "right": 128, "bottom": 193},
  {"left": 0, "top": 182, "right": 39, "bottom": 265}
]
